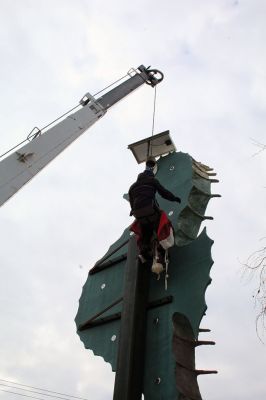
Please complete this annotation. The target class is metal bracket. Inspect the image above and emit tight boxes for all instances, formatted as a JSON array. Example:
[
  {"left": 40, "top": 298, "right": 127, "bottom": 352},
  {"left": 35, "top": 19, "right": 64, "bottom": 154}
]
[{"left": 79, "top": 92, "right": 106, "bottom": 114}]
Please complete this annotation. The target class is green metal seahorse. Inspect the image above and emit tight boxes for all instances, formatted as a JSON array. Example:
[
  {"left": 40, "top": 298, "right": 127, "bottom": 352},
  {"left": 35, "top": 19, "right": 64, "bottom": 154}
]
[{"left": 75, "top": 151, "right": 219, "bottom": 399}]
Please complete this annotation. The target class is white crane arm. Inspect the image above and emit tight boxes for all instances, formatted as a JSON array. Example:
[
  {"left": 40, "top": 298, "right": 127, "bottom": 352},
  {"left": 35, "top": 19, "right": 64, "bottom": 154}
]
[{"left": 0, "top": 65, "right": 163, "bottom": 207}]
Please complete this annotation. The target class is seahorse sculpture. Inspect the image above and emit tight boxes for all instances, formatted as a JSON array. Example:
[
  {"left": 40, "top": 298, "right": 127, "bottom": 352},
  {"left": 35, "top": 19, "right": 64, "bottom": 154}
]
[{"left": 75, "top": 151, "right": 219, "bottom": 399}]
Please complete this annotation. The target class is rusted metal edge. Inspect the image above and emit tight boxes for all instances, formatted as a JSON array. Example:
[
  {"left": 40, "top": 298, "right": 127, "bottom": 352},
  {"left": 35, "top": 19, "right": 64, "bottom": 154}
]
[
  {"left": 187, "top": 204, "right": 214, "bottom": 221},
  {"left": 192, "top": 159, "right": 213, "bottom": 172},
  {"left": 190, "top": 185, "right": 221, "bottom": 198},
  {"left": 79, "top": 295, "right": 173, "bottom": 331},
  {"left": 197, "top": 162, "right": 213, "bottom": 171},
  {"left": 80, "top": 312, "right": 122, "bottom": 330},
  {"left": 174, "top": 334, "right": 215, "bottom": 347},
  {"left": 196, "top": 340, "right": 215, "bottom": 346},
  {"left": 176, "top": 227, "right": 196, "bottom": 241},
  {"left": 175, "top": 361, "right": 217, "bottom": 399},
  {"left": 192, "top": 165, "right": 210, "bottom": 180},
  {"left": 193, "top": 171, "right": 219, "bottom": 183},
  {"left": 78, "top": 297, "right": 123, "bottom": 331},
  {"left": 89, "top": 252, "right": 128, "bottom": 275},
  {"left": 175, "top": 361, "right": 202, "bottom": 400},
  {"left": 89, "top": 238, "right": 129, "bottom": 274},
  {"left": 148, "top": 295, "right": 173, "bottom": 310},
  {"left": 176, "top": 361, "right": 218, "bottom": 375},
  {"left": 192, "top": 160, "right": 217, "bottom": 176},
  {"left": 198, "top": 328, "right": 211, "bottom": 332}
]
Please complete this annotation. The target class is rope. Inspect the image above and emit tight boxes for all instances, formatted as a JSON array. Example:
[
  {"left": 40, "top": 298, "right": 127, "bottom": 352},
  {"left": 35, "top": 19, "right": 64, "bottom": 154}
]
[
  {"left": 36, "top": 104, "right": 80, "bottom": 134},
  {"left": 164, "top": 249, "right": 169, "bottom": 291},
  {"left": 151, "top": 85, "right": 157, "bottom": 137},
  {"left": 92, "top": 73, "right": 128, "bottom": 97},
  {"left": 147, "top": 85, "right": 157, "bottom": 158}
]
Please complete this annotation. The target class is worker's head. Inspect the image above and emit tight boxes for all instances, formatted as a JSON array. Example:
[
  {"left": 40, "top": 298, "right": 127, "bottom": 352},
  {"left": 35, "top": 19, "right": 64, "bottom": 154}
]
[{"left": 145, "top": 156, "right": 156, "bottom": 171}]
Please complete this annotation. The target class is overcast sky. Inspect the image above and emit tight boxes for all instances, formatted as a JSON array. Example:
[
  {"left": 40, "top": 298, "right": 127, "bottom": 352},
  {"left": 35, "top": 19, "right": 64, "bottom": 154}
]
[{"left": 0, "top": 1, "right": 266, "bottom": 399}]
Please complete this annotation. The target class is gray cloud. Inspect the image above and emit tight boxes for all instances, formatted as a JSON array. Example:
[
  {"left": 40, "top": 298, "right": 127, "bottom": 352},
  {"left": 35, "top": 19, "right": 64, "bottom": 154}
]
[{"left": 0, "top": 1, "right": 266, "bottom": 399}]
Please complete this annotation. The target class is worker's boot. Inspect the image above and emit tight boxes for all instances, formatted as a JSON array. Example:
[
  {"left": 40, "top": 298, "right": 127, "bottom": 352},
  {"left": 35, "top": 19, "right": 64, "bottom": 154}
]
[
  {"left": 157, "top": 245, "right": 166, "bottom": 266},
  {"left": 139, "top": 253, "right": 153, "bottom": 264},
  {"left": 138, "top": 254, "right": 146, "bottom": 263},
  {"left": 138, "top": 247, "right": 152, "bottom": 264}
]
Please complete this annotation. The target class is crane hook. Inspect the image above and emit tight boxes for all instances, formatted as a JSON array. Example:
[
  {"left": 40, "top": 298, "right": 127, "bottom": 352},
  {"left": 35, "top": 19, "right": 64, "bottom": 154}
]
[{"left": 145, "top": 68, "right": 164, "bottom": 87}]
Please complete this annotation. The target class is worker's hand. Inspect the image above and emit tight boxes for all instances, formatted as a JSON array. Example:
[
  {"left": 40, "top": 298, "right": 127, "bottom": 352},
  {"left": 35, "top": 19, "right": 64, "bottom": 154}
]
[{"left": 175, "top": 196, "right": 181, "bottom": 203}]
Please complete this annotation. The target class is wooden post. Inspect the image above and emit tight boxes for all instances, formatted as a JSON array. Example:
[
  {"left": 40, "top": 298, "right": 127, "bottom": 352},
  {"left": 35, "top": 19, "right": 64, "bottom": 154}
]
[{"left": 113, "top": 236, "right": 150, "bottom": 400}]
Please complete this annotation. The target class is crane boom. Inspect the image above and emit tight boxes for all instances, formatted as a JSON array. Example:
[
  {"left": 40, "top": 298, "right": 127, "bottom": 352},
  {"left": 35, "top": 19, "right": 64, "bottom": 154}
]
[{"left": 0, "top": 65, "right": 163, "bottom": 207}]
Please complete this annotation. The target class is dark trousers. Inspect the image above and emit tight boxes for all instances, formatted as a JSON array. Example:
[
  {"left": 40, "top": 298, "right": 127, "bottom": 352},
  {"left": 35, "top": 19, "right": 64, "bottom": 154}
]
[{"left": 137, "top": 211, "right": 161, "bottom": 257}]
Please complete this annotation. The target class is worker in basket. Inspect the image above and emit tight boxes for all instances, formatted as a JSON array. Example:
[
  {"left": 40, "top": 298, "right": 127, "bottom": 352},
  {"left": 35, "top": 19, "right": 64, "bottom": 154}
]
[{"left": 128, "top": 156, "right": 181, "bottom": 270}]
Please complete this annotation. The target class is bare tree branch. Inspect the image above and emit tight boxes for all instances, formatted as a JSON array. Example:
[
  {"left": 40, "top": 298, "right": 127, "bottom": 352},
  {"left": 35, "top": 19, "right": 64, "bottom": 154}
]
[
  {"left": 250, "top": 137, "right": 266, "bottom": 157},
  {"left": 243, "top": 241, "right": 266, "bottom": 342}
]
